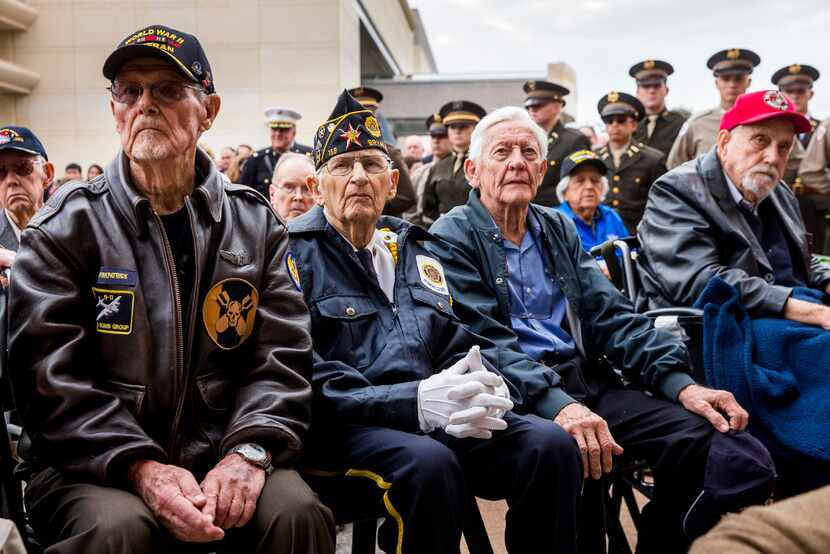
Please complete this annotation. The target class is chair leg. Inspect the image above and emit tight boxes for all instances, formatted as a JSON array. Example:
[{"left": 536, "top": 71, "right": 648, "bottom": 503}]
[
  {"left": 606, "top": 482, "right": 632, "bottom": 554},
  {"left": 462, "top": 496, "right": 493, "bottom": 554},
  {"left": 352, "top": 519, "right": 378, "bottom": 554}
]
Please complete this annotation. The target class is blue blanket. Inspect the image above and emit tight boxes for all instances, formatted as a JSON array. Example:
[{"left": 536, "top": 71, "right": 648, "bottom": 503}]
[{"left": 694, "top": 277, "right": 830, "bottom": 462}]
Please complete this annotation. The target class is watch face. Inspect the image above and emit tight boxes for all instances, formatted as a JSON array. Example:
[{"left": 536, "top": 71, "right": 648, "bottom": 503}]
[{"left": 236, "top": 443, "right": 267, "bottom": 463}]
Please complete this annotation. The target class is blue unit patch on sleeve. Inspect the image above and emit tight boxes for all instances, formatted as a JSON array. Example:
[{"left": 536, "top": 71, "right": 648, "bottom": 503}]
[{"left": 97, "top": 267, "right": 138, "bottom": 287}]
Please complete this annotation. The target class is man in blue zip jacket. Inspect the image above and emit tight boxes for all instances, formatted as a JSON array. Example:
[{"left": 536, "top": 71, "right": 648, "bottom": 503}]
[
  {"left": 288, "top": 91, "right": 584, "bottom": 554},
  {"left": 426, "top": 106, "right": 767, "bottom": 553}
]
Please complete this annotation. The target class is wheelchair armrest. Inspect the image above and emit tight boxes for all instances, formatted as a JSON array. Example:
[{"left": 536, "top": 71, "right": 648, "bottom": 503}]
[{"left": 644, "top": 307, "right": 703, "bottom": 318}]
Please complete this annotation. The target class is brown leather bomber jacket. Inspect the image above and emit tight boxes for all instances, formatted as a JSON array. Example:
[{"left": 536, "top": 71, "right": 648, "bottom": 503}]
[{"left": 8, "top": 148, "right": 313, "bottom": 483}]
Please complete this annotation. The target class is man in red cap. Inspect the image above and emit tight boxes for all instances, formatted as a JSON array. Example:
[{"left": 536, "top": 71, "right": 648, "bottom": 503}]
[{"left": 638, "top": 90, "right": 830, "bottom": 326}]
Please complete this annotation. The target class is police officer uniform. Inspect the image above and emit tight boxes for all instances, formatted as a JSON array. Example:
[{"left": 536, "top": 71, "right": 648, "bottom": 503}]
[
  {"left": 597, "top": 91, "right": 667, "bottom": 232},
  {"left": 667, "top": 48, "right": 761, "bottom": 168},
  {"left": 523, "top": 80, "right": 591, "bottom": 206},
  {"left": 291, "top": 90, "right": 582, "bottom": 554},
  {"left": 630, "top": 60, "right": 687, "bottom": 157},
  {"left": 772, "top": 64, "right": 821, "bottom": 149},
  {"left": 422, "top": 100, "right": 487, "bottom": 222},
  {"left": 239, "top": 107, "right": 312, "bottom": 197}
]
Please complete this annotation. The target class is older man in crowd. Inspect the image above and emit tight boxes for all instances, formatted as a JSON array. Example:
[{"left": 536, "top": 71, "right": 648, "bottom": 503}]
[
  {"left": 216, "top": 146, "right": 236, "bottom": 174},
  {"left": 268, "top": 152, "right": 315, "bottom": 221},
  {"left": 426, "top": 106, "right": 773, "bottom": 553},
  {"left": 668, "top": 48, "right": 759, "bottom": 168},
  {"left": 290, "top": 90, "right": 583, "bottom": 554},
  {"left": 8, "top": 25, "right": 334, "bottom": 554}
]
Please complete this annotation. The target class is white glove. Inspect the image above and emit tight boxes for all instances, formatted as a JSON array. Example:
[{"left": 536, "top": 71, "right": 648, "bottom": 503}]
[{"left": 417, "top": 346, "right": 513, "bottom": 439}]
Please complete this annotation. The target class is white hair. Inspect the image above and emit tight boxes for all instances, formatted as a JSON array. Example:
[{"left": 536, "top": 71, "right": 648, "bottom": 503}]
[
  {"left": 468, "top": 106, "right": 548, "bottom": 164},
  {"left": 273, "top": 152, "right": 315, "bottom": 181},
  {"left": 556, "top": 174, "right": 610, "bottom": 204}
]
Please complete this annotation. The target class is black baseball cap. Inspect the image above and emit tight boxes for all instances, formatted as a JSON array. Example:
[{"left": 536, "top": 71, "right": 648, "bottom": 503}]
[
  {"left": 560, "top": 150, "right": 607, "bottom": 178},
  {"left": 103, "top": 25, "right": 215, "bottom": 93},
  {"left": 0, "top": 126, "right": 48, "bottom": 160}
]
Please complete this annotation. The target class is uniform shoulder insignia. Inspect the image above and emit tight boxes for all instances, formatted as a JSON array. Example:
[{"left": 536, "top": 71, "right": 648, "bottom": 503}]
[
  {"left": 416, "top": 254, "right": 449, "bottom": 296},
  {"left": 630, "top": 145, "right": 640, "bottom": 153},
  {"left": 285, "top": 252, "right": 302, "bottom": 291}
]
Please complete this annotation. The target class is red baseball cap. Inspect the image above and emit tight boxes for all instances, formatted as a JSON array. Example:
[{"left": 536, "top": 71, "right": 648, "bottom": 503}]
[{"left": 720, "top": 90, "right": 811, "bottom": 133}]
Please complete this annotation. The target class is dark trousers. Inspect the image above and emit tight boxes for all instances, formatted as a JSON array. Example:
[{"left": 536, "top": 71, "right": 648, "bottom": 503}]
[
  {"left": 25, "top": 466, "right": 336, "bottom": 554},
  {"left": 590, "top": 387, "right": 714, "bottom": 554},
  {"left": 306, "top": 411, "right": 583, "bottom": 554}
]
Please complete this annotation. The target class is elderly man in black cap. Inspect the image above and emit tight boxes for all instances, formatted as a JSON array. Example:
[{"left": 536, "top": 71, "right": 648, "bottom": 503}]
[
  {"left": 630, "top": 59, "right": 687, "bottom": 157},
  {"left": 523, "top": 80, "right": 591, "bottom": 206},
  {"left": 240, "top": 107, "right": 312, "bottom": 197},
  {"left": 292, "top": 90, "right": 583, "bottom": 554},
  {"left": 668, "top": 48, "right": 760, "bottom": 168},
  {"left": 422, "top": 99, "right": 487, "bottom": 222},
  {"left": 595, "top": 91, "right": 667, "bottom": 232},
  {"left": 8, "top": 24, "right": 335, "bottom": 554}
]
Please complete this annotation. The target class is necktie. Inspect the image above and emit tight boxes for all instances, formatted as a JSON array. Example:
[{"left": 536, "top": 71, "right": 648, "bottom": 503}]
[
  {"left": 647, "top": 114, "right": 659, "bottom": 139},
  {"left": 356, "top": 248, "right": 379, "bottom": 286},
  {"left": 452, "top": 152, "right": 466, "bottom": 175}
]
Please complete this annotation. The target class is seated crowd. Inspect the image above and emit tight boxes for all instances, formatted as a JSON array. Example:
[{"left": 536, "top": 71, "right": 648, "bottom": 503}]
[{"left": 0, "top": 23, "right": 828, "bottom": 554}]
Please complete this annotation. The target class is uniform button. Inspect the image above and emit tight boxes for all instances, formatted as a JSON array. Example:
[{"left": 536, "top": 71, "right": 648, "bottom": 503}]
[
  {"left": 437, "top": 301, "right": 446, "bottom": 310},
  {"left": 492, "top": 233, "right": 500, "bottom": 240},
  {"left": 635, "top": 177, "right": 641, "bottom": 184},
  {"left": 525, "top": 287, "right": 531, "bottom": 293},
  {"left": 264, "top": 178, "right": 270, "bottom": 184},
  {"left": 612, "top": 187, "right": 620, "bottom": 193},
  {"left": 495, "top": 277, "right": 504, "bottom": 284},
  {"left": 613, "top": 175, "right": 621, "bottom": 182},
  {"left": 345, "top": 306, "right": 356, "bottom": 316},
  {"left": 550, "top": 160, "right": 556, "bottom": 166},
  {"left": 764, "top": 274, "right": 775, "bottom": 283},
  {"left": 612, "top": 200, "right": 620, "bottom": 207}
]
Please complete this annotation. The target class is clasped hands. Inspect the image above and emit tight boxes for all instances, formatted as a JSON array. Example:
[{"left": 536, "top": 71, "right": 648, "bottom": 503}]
[
  {"left": 418, "top": 345, "right": 514, "bottom": 439},
  {"left": 129, "top": 451, "right": 265, "bottom": 543}
]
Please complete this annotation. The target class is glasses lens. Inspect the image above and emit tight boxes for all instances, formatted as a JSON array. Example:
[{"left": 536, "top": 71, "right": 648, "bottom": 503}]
[
  {"left": 110, "top": 81, "right": 141, "bottom": 104},
  {"left": 0, "top": 159, "right": 35, "bottom": 179},
  {"left": 361, "top": 157, "right": 388, "bottom": 174},
  {"left": 279, "top": 185, "right": 310, "bottom": 197},
  {"left": 603, "top": 115, "right": 628, "bottom": 125},
  {"left": 153, "top": 81, "right": 187, "bottom": 103},
  {"left": 327, "top": 158, "right": 353, "bottom": 176}
]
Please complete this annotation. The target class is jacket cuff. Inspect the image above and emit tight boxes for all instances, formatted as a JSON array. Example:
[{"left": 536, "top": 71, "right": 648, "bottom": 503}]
[
  {"left": 384, "top": 381, "right": 421, "bottom": 431},
  {"left": 658, "top": 370, "right": 696, "bottom": 402},
  {"left": 758, "top": 285, "right": 793, "bottom": 316},
  {"left": 534, "top": 387, "right": 578, "bottom": 419}
]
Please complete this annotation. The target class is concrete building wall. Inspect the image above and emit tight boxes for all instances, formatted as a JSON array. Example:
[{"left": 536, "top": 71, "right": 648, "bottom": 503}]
[{"left": 0, "top": 0, "right": 423, "bottom": 173}]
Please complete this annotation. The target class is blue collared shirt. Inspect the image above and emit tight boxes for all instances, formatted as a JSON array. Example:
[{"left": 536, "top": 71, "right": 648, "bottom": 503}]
[
  {"left": 554, "top": 202, "right": 630, "bottom": 253},
  {"left": 504, "top": 213, "right": 576, "bottom": 362}
]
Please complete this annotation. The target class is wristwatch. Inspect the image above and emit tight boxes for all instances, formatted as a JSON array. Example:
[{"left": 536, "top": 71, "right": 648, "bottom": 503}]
[{"left": 229, "top": 443, "right": 273, "bottom": 474}]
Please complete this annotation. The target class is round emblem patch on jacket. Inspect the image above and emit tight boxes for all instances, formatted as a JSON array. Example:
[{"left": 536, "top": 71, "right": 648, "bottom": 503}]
[
  {"left": 203, "top": 278, "right": 259, "bottom": 350},
  {"left": 416, "top": 254, "right": 449, "bottom": 295}
]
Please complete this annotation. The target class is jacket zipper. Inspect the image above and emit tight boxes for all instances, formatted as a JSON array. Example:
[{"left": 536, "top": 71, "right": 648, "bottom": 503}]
[{"left": 152, "top": 210, "right": 186, "bottom": 459}]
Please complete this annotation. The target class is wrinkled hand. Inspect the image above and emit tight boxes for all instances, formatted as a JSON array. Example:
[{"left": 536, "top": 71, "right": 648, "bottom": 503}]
[
  {"left": 554, "top": 403, "right": 623, "bottom": 480},
  {"left": 201, "top": 453, "right": 266, "bottom": 529},
  {"left": 129, "top": 460, "right": 224, "bottom": 543},
  {"left": 678, "top": 384, "right": 749, "bottom": 433}
]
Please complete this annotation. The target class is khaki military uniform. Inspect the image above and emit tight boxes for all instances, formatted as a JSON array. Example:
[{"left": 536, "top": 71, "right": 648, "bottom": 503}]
[
  {"left": 633, "top": 110, "right": 688, "bottom": 158},
  {"left": 536, "top": 120, "right": 591, "bottom": 207},
  {"left": 666, "top": 107, "right": 723, "bottom": 168},
  {"left": 799, "top": 117, "right": 830, "bottom": 194},
  {"left": 598, "top": 141, "right": 667, "bottom": 232},
  {"left": 422, "top": 151, "right": 470, "bottom": 223}
]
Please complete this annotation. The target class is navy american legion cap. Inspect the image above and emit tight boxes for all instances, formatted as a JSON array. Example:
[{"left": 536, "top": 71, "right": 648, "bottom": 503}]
[{"left": 0, "top": 126, "right": 48, "bottom": 160}]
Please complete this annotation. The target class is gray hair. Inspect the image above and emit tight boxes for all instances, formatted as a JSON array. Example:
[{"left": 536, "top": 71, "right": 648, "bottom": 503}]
[
  {"left": 468, "top": 106, "right": 548, "bottom": 165},
  {"left": 273, "top": 152, "right": 315, "bottom": 182},
  {"left": 556, "top": 174, "right": 610, "bottom": 203}
]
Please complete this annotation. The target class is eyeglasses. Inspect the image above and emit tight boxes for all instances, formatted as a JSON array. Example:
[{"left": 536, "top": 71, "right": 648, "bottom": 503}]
[
  {"left": 275, "top": 184, "right": 313, "bottom": 198},
  {"left": 108, "top": 80, "right": 204, "bottom": 106},
  {"left": 602, "top": 115, "right": 632, "bottom": 125},
  {"left": 0, "top": 158, "right": 44, "bottom": 180},
  {"left": 323, "top": 155, "right": 391, "bottom": 176}
]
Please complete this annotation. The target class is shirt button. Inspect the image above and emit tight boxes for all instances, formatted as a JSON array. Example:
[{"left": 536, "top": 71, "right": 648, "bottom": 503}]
[
  {"left": 525, "top": 287, "right": 532, "bottom": 293},
  {"left": 612, "top": 200, "right": 620, "bottom": 207},
  {"left": 613, "top": 175, "right": 621, "bottom": 182},
  {"left": 264, "top": 178, "right": 270, "bottom": 184},
  {"left": 635, "top": 177, "right": 642, "bottom": 184},
  {"left": 764, "top": 274, "right": 775, "bottom": 283},
  {"left": 495, "top": 277, "right": 504, "bottom": 284},
  {"left": 612, "top": 187, "right": 620, "bottom": 193},
  {"left": 550, "top": 160, "right": 556, "bottom": 166},
  {"left": 345, "top": 306, "right": 356, "bottom": 316}
]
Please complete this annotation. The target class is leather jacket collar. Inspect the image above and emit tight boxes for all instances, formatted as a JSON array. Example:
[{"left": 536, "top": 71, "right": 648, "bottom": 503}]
[{"left": 104, "top": 147, "right": 225, "bottom": 237}]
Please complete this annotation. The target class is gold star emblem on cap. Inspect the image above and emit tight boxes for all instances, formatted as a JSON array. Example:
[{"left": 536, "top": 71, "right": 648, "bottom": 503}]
[
  {"left": 527, "top": 80, "right": 536, "bottom": 91},
  {"left": 727, "top": 48, "right": 740, "bottom": 60},
  {"left": 644, "top": 59, "right": 655, "bottom": 70},
  {"left": 339, "top": 123, "right": 362, "bottom": 150},
  {"left": 789, "top": 64, "right": 802, "bottom": 74},
  {"left": 434, "top": 113, "right": 442, "bottom": 122},
  {"left": 607, "top": 91, "right": 620, "bottom": 103}
]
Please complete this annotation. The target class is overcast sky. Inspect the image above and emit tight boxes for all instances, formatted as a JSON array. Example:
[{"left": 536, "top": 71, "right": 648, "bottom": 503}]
[{"left": 409, "top": 0, "right": 830, "bottom": 123}]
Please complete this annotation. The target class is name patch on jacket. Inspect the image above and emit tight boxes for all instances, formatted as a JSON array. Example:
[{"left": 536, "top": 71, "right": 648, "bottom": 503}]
[
  {"left": 96, "top": 267, "right": 137, "bottom": 287},
  {"left": 92, "top": 287, "right": 135, "bottom": 335},
  {"left": 416, "top": 255, "right": 449, "bottom": 295},
  {"left": 203, "top": 278, "right": 259, "bottom": 350}
]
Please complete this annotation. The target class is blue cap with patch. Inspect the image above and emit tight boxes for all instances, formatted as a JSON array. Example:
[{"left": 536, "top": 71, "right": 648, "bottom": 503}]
[{"left": 0, "top": 126, "right": 48, "bottom": 161}]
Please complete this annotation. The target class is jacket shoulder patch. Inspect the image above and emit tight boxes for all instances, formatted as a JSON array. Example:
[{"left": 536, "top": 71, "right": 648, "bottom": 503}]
[
  {"left": 416, "top": 254, "right": 449, "bottom": 295},
  {"left": 286, "top": 252, "right": 302, "bottom": 291},
  {"left": 93, "top": 287, "right": 135, "bottom": 335}
]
